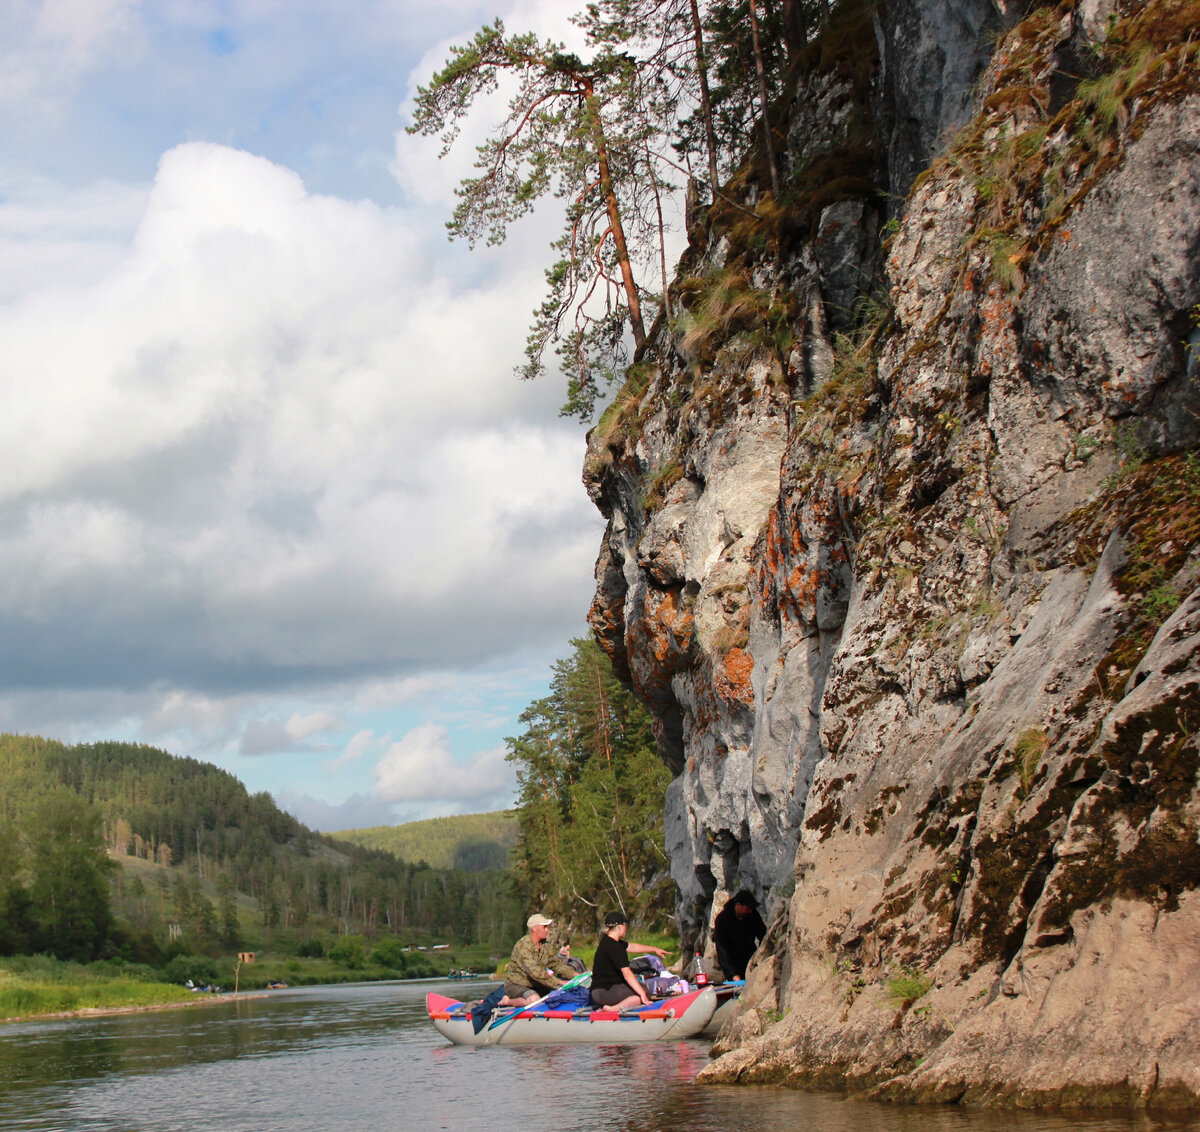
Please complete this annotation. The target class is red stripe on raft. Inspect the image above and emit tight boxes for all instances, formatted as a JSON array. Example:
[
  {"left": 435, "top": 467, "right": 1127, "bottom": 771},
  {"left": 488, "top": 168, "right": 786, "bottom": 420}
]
[
  {"left": 544, "top": 1010, "right": 574, "bottom": 1019},
  {"left": 589, "top": 1011, "right": 620, "bottom": 1020}
]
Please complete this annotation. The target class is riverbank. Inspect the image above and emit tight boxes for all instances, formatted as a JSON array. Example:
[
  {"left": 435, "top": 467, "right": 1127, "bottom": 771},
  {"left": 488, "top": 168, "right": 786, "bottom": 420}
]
[
  {"left": 1, "top": 991, "right": 269, "bottom": 1025},
  {"left": 0, "top": 946, "right": 454, "bottom": 1024},
  {"left": 0, "top": 953, "right": 275, "bottom": 1022},
  {"left": 0, "top": 966, "right": 195, "bottom": 1023}
]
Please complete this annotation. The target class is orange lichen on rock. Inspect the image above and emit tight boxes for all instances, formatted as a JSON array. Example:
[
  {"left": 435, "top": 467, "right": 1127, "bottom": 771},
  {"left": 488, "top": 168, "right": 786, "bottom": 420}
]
[
  {"left": 763, "top": 509, "right": 785, "bottom": 576},
  {"left": 721, "top": 647, "right": 756, "bottom": 705},
  {"left": 629, "top": 587, "right": 694, "bottom": 677},
  {"left": 785, "top": 562, "right": 822, "bottom": 616}
]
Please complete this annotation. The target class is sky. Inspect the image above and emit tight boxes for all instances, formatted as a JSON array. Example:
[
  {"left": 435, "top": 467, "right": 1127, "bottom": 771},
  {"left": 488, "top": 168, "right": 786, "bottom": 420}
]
[{"left": 0, "top": 0, "right": 615, "bottom": 830}]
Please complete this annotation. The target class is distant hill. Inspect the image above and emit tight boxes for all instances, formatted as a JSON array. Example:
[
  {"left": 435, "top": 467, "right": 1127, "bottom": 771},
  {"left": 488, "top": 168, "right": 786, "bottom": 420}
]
[
  {"left": 0, "top": 734, "right": 523, "bottom": 958},
  {"left": 330, "top": 811, "right": 518, "bottom": 872}
]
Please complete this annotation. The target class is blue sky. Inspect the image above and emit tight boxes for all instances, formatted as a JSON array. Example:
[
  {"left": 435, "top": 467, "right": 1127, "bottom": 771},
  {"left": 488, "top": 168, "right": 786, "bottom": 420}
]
[{"left": 0, "top": 0, "right": 611, "bottom": 829}]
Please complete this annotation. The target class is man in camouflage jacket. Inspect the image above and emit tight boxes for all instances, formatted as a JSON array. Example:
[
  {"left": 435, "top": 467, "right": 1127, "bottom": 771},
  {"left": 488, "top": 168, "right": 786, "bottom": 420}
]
[{"left": 502, "top": 913, "right": 579, "bottom": 1004}]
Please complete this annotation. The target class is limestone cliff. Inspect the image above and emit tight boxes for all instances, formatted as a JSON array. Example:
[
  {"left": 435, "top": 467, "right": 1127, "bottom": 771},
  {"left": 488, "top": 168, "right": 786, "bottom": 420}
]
[{"left": 584, "top": 0, "right": 1200, "bottom": 1108}]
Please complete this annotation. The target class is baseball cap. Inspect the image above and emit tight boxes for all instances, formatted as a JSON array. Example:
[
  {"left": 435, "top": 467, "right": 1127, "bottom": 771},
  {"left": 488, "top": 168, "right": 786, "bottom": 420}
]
[
  {"left": 527, "top": 913, "right": 554, "bottom": 928},
  {"left": 603, "top": 911, "right": 628, "bottom": 928}
]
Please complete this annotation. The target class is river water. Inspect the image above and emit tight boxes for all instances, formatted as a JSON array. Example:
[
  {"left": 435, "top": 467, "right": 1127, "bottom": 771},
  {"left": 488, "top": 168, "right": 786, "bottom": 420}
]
[{"left": 0, "top": 979, "right": 1196, "bottom": 1132}]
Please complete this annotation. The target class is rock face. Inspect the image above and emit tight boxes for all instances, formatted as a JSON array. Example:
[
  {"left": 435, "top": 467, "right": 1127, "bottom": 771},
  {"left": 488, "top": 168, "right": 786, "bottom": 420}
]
[{"left": 584, "top": 0, "right": 1200, "bottom": 1108}]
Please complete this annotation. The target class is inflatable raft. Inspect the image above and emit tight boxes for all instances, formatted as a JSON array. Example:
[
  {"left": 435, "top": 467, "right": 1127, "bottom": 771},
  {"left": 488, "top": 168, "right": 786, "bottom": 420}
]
[
  {"left": 701, "top": 980, "right": 743, "bottom": 1035},
  {"left": 427, "top": 985, "right": 717, "bottom": 1046}
]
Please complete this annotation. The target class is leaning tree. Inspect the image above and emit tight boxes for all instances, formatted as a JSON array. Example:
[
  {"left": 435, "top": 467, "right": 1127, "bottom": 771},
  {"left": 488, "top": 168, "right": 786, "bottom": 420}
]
[{"left": 409, "top": 21, "right": 672, "bottom": 419}]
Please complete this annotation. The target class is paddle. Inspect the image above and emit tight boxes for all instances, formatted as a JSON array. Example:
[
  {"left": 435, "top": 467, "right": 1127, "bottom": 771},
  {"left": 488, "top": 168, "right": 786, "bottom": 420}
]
[{"left": 483, "top": 971, "right": 591, "bottom": 1044}]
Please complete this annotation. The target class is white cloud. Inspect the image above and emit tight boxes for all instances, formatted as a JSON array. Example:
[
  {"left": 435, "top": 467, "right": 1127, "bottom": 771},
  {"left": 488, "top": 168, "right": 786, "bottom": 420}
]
[
  {"left": 0, "top": 0, "right": 143, "bottom": 110},
  {"left": 0, "top": 0, "right": 606, "bottom": 824},
  {"left": 275, "top": 788, "right": 399, "bottom": 833},
  {"left": 354, "top": 672, "right": 461, "bottom": 709},
  {"left": 373, "top": 723, "right": 512, "bottom": 803},
  {"left": 0, "top": 174, "right": 146, "bottom": 299},
  {"left": 240, "top": 710, "right": 342, "bottom": 755},
  {"left": 325, "top": 728, "right": 377, "bottom": 772},
  {"left": 0, "top": 141, "right": 600, "bottom": 692},
  {"left": 288, "top": 710, "right": 341, "bottom": 740},
  {"left": 240, "top": 719, "right": 299, "bottom": 756}
]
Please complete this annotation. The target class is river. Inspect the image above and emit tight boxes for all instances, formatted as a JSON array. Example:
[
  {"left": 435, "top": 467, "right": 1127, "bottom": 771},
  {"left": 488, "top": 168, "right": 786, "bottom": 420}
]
[{"left": 0, "top": 979, "right": 1196, "bottom": 1132}]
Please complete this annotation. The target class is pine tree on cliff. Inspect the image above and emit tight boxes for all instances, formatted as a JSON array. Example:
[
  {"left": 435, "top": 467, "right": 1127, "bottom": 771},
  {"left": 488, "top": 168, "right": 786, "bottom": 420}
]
[
  {"left": 582, "top": 0, "right": 829, "bottom": 195},
  {"left": 581, "top": 0, "right": 723, "bottom": 196},
  {"left": 408, "top": 22, "right": 666, "bottom": 419},
  {"left": 680, "top": 0, "right": 829, "bottom": 181}
]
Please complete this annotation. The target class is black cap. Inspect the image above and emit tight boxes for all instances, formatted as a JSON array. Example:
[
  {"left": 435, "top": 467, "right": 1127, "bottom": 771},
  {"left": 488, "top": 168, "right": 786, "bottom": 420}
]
[
  {"left": 603, "top": 911, "right": 628, "bottom": 928},
  {"left": 732, "top": 889, "right": 758, "bottom": 907}
]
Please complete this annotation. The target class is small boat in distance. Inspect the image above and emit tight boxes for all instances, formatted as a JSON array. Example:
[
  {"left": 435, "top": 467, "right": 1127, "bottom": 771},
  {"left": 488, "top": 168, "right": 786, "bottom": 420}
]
[
  {"left": 446, "top": 969, "right": 480, "bottom": 980},
  {"left": 427, "top": 986, "right": 716, "bottom": 1046}
]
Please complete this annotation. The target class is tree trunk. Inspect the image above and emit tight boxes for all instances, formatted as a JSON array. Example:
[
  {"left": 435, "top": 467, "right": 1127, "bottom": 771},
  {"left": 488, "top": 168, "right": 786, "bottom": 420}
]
[
  {"left": 687, "top": 0, "right": 722, "bottom": 195},
  {"left": 781, "top": 0, "right": 810, "bottom": 56},
  {"left": 646, "top": 140, "right": 670, "bottom": 314},
  {"left": 581, "top": 77, "right": 647, "bottom": 347},
  {"left": 748, "top": 0, "right": 781, "bottom": 196}
]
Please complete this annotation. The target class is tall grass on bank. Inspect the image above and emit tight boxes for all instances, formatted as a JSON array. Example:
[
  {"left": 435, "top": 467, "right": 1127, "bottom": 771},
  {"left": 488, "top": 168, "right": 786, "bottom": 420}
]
[{"left": 0, "top": 956, "right": 194, "bottom": 1021}]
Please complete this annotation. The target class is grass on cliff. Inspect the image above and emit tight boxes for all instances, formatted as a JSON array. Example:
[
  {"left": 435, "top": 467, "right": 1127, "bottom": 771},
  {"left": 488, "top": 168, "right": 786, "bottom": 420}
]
[
  {"left": 884, "top": 965, "right": 932, "bottom": 1009},
  {"left": 1013, "top": 726, "right": 1048, "bottom": 801},
  {"left": 1072, "top": 450, "right": 1200, "bottom": 697},
  {"left": 672, "top": 267, "right": 797, "bottom": 378},
  {"left": 922, "top": 0, "right": 1200, "bottom": 298},
  {"left": 592, "top": 362, "right": 656, "bottom": 449}
]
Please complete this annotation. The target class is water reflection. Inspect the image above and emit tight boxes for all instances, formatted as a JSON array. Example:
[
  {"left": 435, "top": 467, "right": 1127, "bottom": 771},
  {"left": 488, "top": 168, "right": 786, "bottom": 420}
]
[{"left": 0, "top": 980, "right": 1196, "bottom": 1132}]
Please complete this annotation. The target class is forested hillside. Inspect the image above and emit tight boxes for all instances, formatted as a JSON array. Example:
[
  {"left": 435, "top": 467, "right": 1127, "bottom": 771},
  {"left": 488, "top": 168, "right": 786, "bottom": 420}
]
[
  {"left": 0, "top": 734, "right": 521, "bottom": 963},
  {"left": 0, "top": 637, "right": 675, "bottom": 967},
  {"left": 333, "top": 811, "right": 518, "bottom": 871}
]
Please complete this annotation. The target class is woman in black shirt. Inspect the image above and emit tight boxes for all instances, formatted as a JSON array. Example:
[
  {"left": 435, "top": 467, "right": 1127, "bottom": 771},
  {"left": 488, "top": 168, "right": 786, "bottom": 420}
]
[{"left": 589, "top": 912, "right": 669, "bottom": 1009}]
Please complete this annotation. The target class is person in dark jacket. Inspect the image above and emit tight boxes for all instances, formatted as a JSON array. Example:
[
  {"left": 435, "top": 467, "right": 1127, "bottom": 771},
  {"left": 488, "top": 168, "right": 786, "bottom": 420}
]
[{"left": 712, "top": 889, "right": 766, "bottom": 980}]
